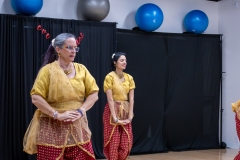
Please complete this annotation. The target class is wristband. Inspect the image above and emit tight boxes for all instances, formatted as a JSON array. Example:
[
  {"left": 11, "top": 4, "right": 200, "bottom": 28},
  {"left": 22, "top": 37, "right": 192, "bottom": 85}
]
[
  {"left": 77, "top": 109, "right": 83, "bottom": 116},
  {"left": 53, "top": 111, "right": 58, "bottom": 119},
  {"left": 114, "top": 118, "right": 118, "bottom": 123}
]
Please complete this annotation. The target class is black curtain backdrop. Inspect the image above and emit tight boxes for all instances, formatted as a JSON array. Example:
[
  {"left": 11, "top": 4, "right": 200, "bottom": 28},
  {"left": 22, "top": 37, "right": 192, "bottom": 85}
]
[
  {"left": 116, "top": 29, "right": 221, "bottom": 153},
  {"left": 0, "top": 14, "right": 116, "bottom": 160}
]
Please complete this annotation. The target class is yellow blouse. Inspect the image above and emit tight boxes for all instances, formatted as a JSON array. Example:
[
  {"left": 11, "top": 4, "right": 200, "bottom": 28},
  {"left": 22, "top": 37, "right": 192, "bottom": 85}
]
[
  {"left": 31, "top": 61, "right": 99, "bottom": 106},
  {"left": 104, "top": 71, "right": 135, "bottom": 101}
]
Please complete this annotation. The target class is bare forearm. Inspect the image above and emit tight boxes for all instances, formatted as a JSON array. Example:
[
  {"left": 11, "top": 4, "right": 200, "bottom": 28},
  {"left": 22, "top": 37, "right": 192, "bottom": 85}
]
[
  {"left": 81, "top": 92, "right": 98, "bottom": 111},
  {"left": 128, "top": 89, "right": 134, "bottom": 119},
  {"left": 129, "top": 100, "right": 134, "bottom": 118},
  {"left": 31, "top": 94, "right": 54, "bottom": 117},
  {"left": 108, "top": 99, "right": 117, "bottom": 119},
  {"left": 105, "top": 90, "right": 117, "bottom": 120},
  {"left": 32, "top": 95, "right": 82, "bottom": 122}
]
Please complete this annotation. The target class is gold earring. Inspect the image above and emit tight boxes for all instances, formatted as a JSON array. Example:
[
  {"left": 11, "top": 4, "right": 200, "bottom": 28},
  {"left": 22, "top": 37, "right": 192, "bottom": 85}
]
[{"left": 58, "top": 53, "right": 60, "bottom": 56}]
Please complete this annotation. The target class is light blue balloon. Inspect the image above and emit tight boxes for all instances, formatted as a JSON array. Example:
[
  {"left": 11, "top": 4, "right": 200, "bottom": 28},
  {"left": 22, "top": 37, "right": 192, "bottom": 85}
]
[
  {"left": 135, "top": 3, "right": 164, "bottom": 32},
  {"left": 11, "top": 0, "right": 43, "bottom": 16},
  {"left": 183, "top": 10, "right": 209, "bottom": 34}
]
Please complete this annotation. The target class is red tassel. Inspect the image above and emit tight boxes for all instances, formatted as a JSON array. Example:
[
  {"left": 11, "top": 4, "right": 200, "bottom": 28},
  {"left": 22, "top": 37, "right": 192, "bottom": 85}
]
[
  {"left": 41, "top": 29, "right": 47, "bottom": 34},
  {"left": 37, "top": 24, "right": 51, "bottom": 40},
  {"left": 37, "top": 25, "right": 42, "bottom": 30},
  {"left": 76, "top": 32, "right": 84, "bottom": 45},
  {"left": 46, "top": 33, "right": 50, "bottom": 39}
]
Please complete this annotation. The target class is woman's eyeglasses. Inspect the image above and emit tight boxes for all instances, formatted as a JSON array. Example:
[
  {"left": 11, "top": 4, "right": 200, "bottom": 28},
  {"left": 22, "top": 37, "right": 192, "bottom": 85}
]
[{"left": 64, "top": 46, "right": 80, "bottom": 52}]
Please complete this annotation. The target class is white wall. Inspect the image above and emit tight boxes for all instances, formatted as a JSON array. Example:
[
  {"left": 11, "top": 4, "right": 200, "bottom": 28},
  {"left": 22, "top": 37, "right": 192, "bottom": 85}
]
[
  {"left": 219, "top": 0, "right": 240, "bottom": 149},
  {"left": 2, "top": 0, "right": 237, "bottom": 149}
]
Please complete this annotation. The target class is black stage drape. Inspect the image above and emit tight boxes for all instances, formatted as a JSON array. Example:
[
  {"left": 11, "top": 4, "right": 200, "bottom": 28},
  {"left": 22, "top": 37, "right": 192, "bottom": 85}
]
[
  {"left": 0, "top": 14, "right": 116, "bottom": 160},
  {"left": 116, "top": 29, "right": 221, "bottom": 153}
]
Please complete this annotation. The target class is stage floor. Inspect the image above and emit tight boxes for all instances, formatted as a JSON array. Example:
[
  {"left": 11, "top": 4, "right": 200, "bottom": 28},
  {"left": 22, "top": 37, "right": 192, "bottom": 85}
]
[{"left": 98, "top": 148, "right": 239, "bottom": 160}]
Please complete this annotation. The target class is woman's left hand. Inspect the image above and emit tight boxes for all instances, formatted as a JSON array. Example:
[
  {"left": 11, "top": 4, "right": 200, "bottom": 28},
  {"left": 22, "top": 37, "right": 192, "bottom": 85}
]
[
  {"left": 127, "top": 118, "right": 132, "bottom": 123},
  {"left": 121, "top": 119, "right": 131, "bottom": 125},
  {"left": 62, "top": 111, "right": 83, "bottom": 122},
  {"left": 68, "top": 114, "right": 83, "bottom": 122}
]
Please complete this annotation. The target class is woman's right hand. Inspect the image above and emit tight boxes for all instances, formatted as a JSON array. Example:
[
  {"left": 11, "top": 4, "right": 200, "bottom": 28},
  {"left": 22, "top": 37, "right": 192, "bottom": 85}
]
[{"left": 57, "top": 110, "right": 81, "bottom": 122}]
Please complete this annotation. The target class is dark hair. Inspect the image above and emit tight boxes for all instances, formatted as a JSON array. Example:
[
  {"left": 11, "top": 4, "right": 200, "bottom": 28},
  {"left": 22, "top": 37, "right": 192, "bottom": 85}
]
[
  {"left": 111, "top": 52, "right": 126, "bottom": 71},
  {"left": 41, "top": 33, "right": 76, "bottom": 67}
]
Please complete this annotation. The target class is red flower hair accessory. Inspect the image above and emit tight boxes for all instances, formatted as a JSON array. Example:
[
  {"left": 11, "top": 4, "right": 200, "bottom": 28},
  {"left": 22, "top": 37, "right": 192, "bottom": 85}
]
[
  {"left": 76, "top": 32, "right": 84, "bottom": 45},
  {"left": 37, "top": 25, "right": 51, "bottom": 39}
]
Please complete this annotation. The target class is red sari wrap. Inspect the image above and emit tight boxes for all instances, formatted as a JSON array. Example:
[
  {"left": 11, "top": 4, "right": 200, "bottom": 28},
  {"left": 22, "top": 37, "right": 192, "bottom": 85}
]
[{"left": 103, "top": 102, "right": 133, "bottom": 160}]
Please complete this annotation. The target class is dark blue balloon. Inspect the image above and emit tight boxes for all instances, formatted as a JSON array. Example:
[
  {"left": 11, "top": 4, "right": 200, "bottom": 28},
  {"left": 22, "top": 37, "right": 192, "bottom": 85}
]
[
  {"left": 135, "top": 3, "right": 164, "bottom": 32},
  {"left": 11, "top": 0, "right": 43, "bottom": 16},
  {"left": 183, "top": 10, "right": 209, "bottom": 34}
]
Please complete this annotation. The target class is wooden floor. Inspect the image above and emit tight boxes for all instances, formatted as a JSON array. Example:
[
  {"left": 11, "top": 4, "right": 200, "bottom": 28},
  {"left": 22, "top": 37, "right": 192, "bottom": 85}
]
[{"left": 97, "top": 148, "right": 239, "bottom": 160}]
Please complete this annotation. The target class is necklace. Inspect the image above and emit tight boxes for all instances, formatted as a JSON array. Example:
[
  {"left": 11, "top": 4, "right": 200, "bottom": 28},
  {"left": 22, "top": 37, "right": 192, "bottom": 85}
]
[
  {"left": 64, "top": 68, "right": 72, "bottom": 75},
  {"left": 59, "top": 62, "right": 72, "bottom": 75}
]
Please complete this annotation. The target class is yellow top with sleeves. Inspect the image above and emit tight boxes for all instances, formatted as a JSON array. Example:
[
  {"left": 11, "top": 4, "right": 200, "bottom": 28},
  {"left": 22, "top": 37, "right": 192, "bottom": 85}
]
[
  {"left": 103, "top": 71, "right": 135, "bottom": 101},
  {"left": 23, "top": 61, "right": 99, "bottom": 155},
  {"left": 30, "top": 61, "right": 99, "bottom": 105}
]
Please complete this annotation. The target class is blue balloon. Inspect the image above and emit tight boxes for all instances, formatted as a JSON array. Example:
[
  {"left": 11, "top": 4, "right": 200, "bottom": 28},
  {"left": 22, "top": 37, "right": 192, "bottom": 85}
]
[
  {"left": 11, "top": 0, "right": 43, "bottom": 16},
  {"left": 135, "top": 3, "right": 164, "bottom": 32},
  {"left": 183, "top": 10, "right": 209, "bottom": 34}
]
